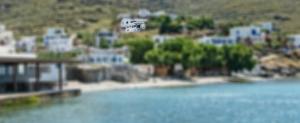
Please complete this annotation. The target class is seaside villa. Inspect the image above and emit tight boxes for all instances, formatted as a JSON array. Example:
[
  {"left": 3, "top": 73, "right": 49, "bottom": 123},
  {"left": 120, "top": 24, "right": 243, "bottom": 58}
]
[
  {"left": 95, "top": 29, "right": 118, "bottom": 48},
  {"left": 77, "top": 47, "right": 129, "bottom": 65},
  {"left": 43, "top": 28, "right": 74, "bottom": 53},
  {"left": 0, "top": 26, "right": 73, "bottom": 93},
  {"left": 229, "top": 25, "right": 263, "bottom": 44},
  {"left": 0, "top": 53, "right": 73, "bottom": 93}
]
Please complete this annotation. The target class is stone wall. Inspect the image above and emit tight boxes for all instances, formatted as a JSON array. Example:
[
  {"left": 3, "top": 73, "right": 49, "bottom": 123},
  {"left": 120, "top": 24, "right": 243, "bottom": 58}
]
[{"left": 67, "top": 64, "right": 149, "bottom": 83}]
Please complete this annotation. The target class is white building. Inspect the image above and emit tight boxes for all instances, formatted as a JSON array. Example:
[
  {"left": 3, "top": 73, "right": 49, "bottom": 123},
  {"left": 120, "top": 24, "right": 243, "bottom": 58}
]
[
  {"left": 77, "top": 47, "right": 129, "bottom": 65},
  {"left": 0, "top": 52, "right": 67, "bottom": 93},
  {"left": 120, "top": 18, "right": 147, "bottom": 32},
  {"left": 230, "top": 25, "right": 263, "bottom": 43},
  {"left": 17, "top": 36, "right": 36, "bottom": 53},
  {"left": 95, "top": 29, "right": 118, "bottom": 47},
  {"left": 0, "top": 24, "right": 16, "bottom": 54},
  {"left": 199, "top": 36, "right": 236, "bottom": 47},
  {"left": 288, "top": 35, "right": 300, "bottom": 48},
  {"left": 43, "top": 28, "right": 73, "bottom": 52}
]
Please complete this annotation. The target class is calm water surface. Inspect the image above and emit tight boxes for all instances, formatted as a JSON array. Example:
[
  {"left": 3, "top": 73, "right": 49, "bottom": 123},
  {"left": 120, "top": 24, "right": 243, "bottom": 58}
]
[{"left": 1, "top": 79, "right": 300, "bottom": 123}]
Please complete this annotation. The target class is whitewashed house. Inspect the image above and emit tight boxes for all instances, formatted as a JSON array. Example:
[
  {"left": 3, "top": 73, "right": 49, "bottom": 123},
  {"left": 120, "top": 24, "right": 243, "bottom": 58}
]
[
  {"left": 17, "top": 36, "right": 36, "bottom": 53},
  {"left": 0, "top": 25, "right": 67, "bottom": 91},
  {"left": 288, "top": 35, "right": 300, "bottom": 48},
  {"left": 77, "top": 47, "right": 129, "bottom": 65},
  {"left": 120, "top": 18, "right": 147, "bottom": 32},
  {"left": 152, "top": 35, "right": 174, "bottom": 44},
  {"left": 230, "top": 25, "right": 263, "bottom": 43},
  {"left": 199, "top": 36, "right": 236, "bottom": 47},
  {"left": 95, "top": 29, "right": 118, "bottom": 48},
  {"left": 0, "top": 24, "right": 16, "bottom": 54},
  {"left": 43, "top": 28, "right": 74, "bottom": 52}
]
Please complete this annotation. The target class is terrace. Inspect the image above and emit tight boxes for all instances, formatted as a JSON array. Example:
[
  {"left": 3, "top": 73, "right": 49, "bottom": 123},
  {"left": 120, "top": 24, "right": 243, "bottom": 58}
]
[{"left": 0, "top": 57, "right": 78, "bottom": 93}]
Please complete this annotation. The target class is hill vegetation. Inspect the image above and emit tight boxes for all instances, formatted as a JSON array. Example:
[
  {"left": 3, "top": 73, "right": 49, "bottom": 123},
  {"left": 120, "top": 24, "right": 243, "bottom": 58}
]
[{"left": 1, "top": 0, "right": 300, "bottom": 36}]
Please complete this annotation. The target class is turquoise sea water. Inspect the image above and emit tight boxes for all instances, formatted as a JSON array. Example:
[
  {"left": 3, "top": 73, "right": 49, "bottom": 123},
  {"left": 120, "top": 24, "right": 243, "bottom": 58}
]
[{"left": 1, "top": 79, "right": 300, "bottom": 123}]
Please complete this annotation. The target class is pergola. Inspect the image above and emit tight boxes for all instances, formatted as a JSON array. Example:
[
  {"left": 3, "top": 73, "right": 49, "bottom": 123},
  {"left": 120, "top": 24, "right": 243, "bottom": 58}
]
[{"left": 0, "top": 58, "right": 79, "bottom": 93}]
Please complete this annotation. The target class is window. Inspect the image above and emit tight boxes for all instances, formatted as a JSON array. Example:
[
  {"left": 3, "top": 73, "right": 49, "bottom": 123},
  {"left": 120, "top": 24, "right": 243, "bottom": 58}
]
[
  {"left": 97, "top": 57, "right": 102, "bottom": 62},
  {"left": 252, "top": 29, "right": 257, "bottom": 35},
  {"left": 89, "top": 58, "right": 94, "bottom": 63},
  {"left": 212, "top": 39, "right": 222, "bottom": 44},
  {"left": 112, "top": 56, "right": 117, "bottom": 63},
  {"left": 42, "top": 64, "right": 51, "bottom": 73},
  {"left": 18, "top": 65, "right": 25, "bottom": 75},
  {"left": 103, "top": 57, "right": 108, "bottom": 63},
  {"left": 55, "top": 30, "right": 62, "bottom": 34},
  {"left": 7, "top": 66, "right": 12, "bottom": 75},
  {"left": 118, "top": 57, "right": 123, "bottom": 63},
  {"left": 0, "top": 65, "right": 5, "bottom": 75},
  {"left": 236, "top": 31, "right": 240, "bottom": 36}
]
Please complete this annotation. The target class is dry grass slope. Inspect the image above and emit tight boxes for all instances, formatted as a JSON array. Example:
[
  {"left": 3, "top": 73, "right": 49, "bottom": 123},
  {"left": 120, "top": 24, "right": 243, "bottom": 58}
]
[{"left": 1, "top": 0, "right": 300, "bottom": 36}]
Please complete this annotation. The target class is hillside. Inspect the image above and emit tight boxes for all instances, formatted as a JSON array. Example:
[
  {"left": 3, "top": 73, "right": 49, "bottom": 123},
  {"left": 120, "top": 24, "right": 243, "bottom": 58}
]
[{"left": 1, "top": 0, "right": 300, "bottom": 37}]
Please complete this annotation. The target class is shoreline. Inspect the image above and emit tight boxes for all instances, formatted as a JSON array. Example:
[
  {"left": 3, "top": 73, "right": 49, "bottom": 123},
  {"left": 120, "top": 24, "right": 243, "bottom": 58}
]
[
  {"left": 0, "top": 76, "right": 290, "bottom": 100},
  {"left": 65, "top": 75, "right": 293, "bottom": 94},
  {"left": 65, "top": 77, "right": 230, "bottom": 93}
]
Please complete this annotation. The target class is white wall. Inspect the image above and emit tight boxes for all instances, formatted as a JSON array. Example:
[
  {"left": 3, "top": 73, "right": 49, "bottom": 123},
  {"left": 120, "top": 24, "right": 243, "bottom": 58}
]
[
  {"left": 17, "top": 36, "right": 36, "bottom": 53},
  {"left": 40, "top": 64, "right": 66, "bottom": 83},
  {"left": 230, "top": 26, "right": 262, "bottom": 42},
  {"left": 43, "top": 28, "right": 73, "bottom": 52}
]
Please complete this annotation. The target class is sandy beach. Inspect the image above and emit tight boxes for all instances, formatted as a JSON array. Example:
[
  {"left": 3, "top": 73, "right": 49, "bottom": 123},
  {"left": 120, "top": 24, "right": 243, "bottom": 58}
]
[
  {"left": 65, "top": 77, "right": 229, "bottom": 93},
  {"left": 0, "top": 76, "right": 269, "bottom": 100}
]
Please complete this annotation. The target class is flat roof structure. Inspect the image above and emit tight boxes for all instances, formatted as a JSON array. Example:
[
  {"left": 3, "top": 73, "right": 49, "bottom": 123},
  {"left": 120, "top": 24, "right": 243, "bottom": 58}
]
[{"left": 0, "top": 57, "right": 80, "bottom": 93}]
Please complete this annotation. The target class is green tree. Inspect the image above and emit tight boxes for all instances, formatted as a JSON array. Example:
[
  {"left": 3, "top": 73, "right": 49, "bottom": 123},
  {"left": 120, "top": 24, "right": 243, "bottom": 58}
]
[
  {"left": 222, "top": 44, "right": 256, "bottom": 74},
  {"left": 146, "top": 38, "right": 256, "bottom": 77},
  {"left": 145, "top": 49, "right": 165, "bottom": 66},
  {"left": 159, "top": 16, "right": 182, "bottom": 34},
  {"left": 38, "top": 51, "right": 80, "bottom": 60},
  {"left": 187, "top": 17, "right": 215, "bottom": 30},
  {"left": 146, "top": 37, "right": 194, "bottom": 75},
  {"left": 145, "top": 49, "right": 181, "bottom": 66},
  {"left": 77, "top": 32, "right": 94, "bottom": 46},
  {"left": 117, "top": 38, "right": 154, "bottom": 64},
  {"left": 147, "top": 16, "right": 170, "bottom": 29},
  {"left": 200, "top": 44, "right": 224, "bottom": 69},
  {"left": 182, "top": 44, "right": 204, "bottom": 70},
  {"left": 99, "top": 38, "right": 110, "bottom": 49}
]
